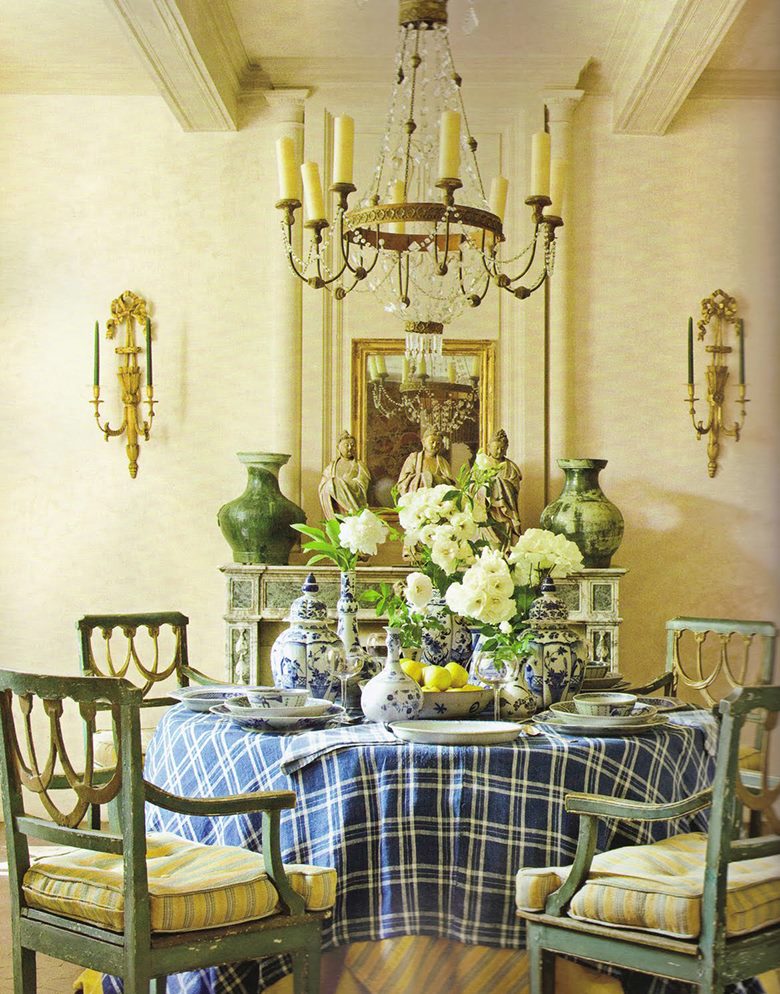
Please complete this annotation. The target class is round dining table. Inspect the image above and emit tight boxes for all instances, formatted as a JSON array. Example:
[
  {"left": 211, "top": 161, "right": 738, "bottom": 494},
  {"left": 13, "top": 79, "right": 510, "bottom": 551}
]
[{"left": 100, "top": 703, "right": 764, "bottom": 994}]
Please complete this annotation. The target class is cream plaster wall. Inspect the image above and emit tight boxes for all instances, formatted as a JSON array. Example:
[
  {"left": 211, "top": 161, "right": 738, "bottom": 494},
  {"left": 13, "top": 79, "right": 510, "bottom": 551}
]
[
  {"left": 562, "top": 94, "right": 780, "bottom": 680},
  {"left": 0, "top": 88, "right": 777, "bottom": 707}
]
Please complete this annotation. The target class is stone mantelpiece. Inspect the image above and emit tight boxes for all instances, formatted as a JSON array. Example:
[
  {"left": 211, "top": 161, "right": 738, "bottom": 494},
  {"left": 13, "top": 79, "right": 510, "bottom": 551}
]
[{"left": 220, "top": 563, "right": 626, "bottom": 685}]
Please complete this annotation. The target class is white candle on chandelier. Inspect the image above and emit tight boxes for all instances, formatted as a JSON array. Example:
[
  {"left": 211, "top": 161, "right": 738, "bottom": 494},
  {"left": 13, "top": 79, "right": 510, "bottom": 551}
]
[
  {"left": 448, "top": 360, "right": 457, "bottom": 383},
  {"left": 549, "top": 159, "right": 568, "bottom": 216},
  {"left": 300, "top": 162, "right": 326, "bottom": 221},
  {"left": 469, "top": 356, "right": 479, "bottom": 378},
  {"left": 375, "top": 353, "right": 387, "bottom": 376},
  {"left": 417, "top": 355, "right": 428, "bottom": 377},
  {"left": 488, "top": 176, "right": 509, "bottom": 222},
  {"left": 275, "top": 136, "right": 299, "bottom": 201},
  {"left": 438, "top": 110, "right": 461, "bottom": 180},
  {"left": 367, "top": 356, "right": 377, "bottom": 381},
  {"left": 402, "top": 356, "right": 410, "bottom": 382},
  {"left": 333, "top": 115, "right": 354, "bottom": 186},
  {"left": 531, "top": 131, "right": 551, "bottom": 198},
  {"left": 388, "top": 179, "right": 406, "bottom": 234}
]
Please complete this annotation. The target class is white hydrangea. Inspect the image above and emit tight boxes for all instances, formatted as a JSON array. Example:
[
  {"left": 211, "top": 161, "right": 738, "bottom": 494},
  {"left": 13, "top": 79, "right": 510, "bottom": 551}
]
[{"left": 338, "top": 509, "right": 389, "bottom": 557}]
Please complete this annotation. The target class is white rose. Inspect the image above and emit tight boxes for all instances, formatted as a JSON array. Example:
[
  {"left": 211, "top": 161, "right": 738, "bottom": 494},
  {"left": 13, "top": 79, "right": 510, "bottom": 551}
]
[
  {"left": 430, "top": 534, "right": 460, "bottom": 575},
  {"left": 474, "top": 450, "right": 490, "bottom": 471},
  {"left": 339, "top": 509, "right": 389, "bottom": 556},
  {"left": 405, "top": 572, "right": 433, "bottom": 610},
  {"left": 499, "top": 620, "right": 513, "bottom": 635}
]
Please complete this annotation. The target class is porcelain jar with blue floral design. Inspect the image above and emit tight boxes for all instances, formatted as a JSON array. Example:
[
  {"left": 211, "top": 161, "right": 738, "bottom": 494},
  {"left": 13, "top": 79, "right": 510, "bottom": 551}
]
[
  {"left": 521, "top": 578, "right": 586, "bottom": 711},
  {"left": 270, "top": 573, "right": 344, "bottom": 701},
  {"left": 360, "top": 626, "right": 423, "bottom": 722},
  {"left": 421, "top": 593, "right": 473, "bottom": 667}
]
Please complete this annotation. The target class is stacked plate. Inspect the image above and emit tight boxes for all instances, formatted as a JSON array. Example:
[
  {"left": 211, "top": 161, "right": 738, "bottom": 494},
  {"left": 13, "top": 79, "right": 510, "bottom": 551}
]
[
  {"left": 172, "top": 685, "right": 255, "bottom": 713},
  {"left": 579, "top": 672, "right": 631, "bottom": 692},
  {"left": 210, "top": 696, "right": 344, "bottom": 732},
  {"left": 534, "top": 700, "right": 667, "bottom": 736}
]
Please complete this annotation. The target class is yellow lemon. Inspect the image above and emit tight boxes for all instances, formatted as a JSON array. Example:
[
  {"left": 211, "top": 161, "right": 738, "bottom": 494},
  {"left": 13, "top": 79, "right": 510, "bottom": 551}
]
[
  {"left": 444, "top": 662, "right": 469, "bottom": 688},
  {"left": 400, "top": 658, "right": 424, "bottom": 684},
  {"left": 422, "top": 665, "right": 452, "bottom": 691}
]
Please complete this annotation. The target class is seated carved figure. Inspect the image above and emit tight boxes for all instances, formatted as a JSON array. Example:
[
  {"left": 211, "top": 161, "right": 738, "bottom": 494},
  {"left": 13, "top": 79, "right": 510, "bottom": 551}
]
[
  {"left": 482, "top": 428, "right": 523, "bottom": 548},
  {"left": 318, "top": 431, "right": 371, "bottom": 519},
  {"left": 396, "top": 428, "right": 455, "bottom": 496}
]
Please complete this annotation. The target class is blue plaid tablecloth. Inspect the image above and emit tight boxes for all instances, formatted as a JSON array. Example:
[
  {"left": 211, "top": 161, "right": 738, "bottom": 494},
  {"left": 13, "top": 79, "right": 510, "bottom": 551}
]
[{"left": 103, "top": 705, "right": 761, "bottom": 994}]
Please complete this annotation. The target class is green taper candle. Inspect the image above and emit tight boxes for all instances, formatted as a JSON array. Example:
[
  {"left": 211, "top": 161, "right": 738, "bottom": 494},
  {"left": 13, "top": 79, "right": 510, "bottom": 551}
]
[
  {"left": 93, "top": 320, "right": 99, "bottom": 387},
  {"left": 687, "top": 316, "right": 693, "bottom": 385},
  {"left": 145, "top": 317, "right": 152, "bottom": 386}
]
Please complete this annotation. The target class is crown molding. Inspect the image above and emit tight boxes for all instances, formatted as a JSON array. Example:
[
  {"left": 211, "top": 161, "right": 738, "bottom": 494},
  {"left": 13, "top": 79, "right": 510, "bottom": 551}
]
[
  {"left": 604, "top": 0, "right": 749, "bottom": 135},
  {"left": 104, "top": 0, "right": 249, "bottom": 131}
]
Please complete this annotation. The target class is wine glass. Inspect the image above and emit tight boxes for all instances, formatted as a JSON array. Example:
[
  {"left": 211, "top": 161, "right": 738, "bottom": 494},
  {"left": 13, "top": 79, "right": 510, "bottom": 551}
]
[
  {"left": 475, "top": 652, "right": 518, "bottom": 720},
  {"left": 327, "top": 647, "right": 363, "bottom": 719}
]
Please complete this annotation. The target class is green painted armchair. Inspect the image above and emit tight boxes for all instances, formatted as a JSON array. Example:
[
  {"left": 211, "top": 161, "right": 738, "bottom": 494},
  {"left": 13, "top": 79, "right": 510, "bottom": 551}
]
[{"left": 0, "top": 669, "right": 335, "bottom": 994}]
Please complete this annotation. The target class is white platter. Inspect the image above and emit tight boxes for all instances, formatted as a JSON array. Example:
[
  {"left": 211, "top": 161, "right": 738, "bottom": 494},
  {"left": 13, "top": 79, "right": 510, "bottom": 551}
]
[
  {"left": 223, "top": 697, "right": 333, "bottom": 719},
  {"left": 534, "top": 711, "right": 668, "bottom": 736},
  {"left": 210, "top": 702, "right": 345, "bottom": 732},
  {"left": 390, "top": 720, "right": 524, "bottom": 745},
  {"left": 171, "top": 685, "right": 251, "bottom": 712},
  {"left": 549, "top": 701, "right": 658, "bottom": 725}
]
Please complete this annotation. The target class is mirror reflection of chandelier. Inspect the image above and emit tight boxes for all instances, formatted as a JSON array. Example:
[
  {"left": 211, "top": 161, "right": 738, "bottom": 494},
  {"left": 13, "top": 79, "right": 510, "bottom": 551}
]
[
  {"left": 275, "top": 0, "right": 565, "bottom": 366},
  {"left": 367, "top": 351, "right": 479, "bottom": 440}
]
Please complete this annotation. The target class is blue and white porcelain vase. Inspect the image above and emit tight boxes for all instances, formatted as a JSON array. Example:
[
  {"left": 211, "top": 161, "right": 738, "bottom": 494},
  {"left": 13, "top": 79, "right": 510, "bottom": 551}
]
[
  {"left": 270, "top": 573, "right": 344, "bottom": 701},
  {"left": 336, "top": 570, "right": 374, "bottom": 703},
  {"left": 521, "top": 577, "right": 587, "bottom": 711},
  {"left": 360, "top": 626, "right": 423, "bottom": 723},
  {"left": 421, "top": 594, "right": 472, "bottom": 667}
]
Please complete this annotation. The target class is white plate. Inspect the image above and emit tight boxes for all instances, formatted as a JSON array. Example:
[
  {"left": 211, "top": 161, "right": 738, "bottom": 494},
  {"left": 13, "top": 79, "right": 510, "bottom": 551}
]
[
  {"left": 171, "top": 685, "right": 250, "bottom": 712},
  {"left": 533, "top": 712, "right": 668, "bottom": 736},
  {"left": 223, "top": 697, "right": 333, "bottom": 718},
  {"left": 390, "top": 720, "right": 524, "bottom": 745},
  {"left": 579, "top": 675, "right": 629, "bottom": 691},
  {"left": 210, "top": 702, "right": 345, "bottom": 732},
  {"left": 549, "top": 701, "right": 658, "bottom": 725}
]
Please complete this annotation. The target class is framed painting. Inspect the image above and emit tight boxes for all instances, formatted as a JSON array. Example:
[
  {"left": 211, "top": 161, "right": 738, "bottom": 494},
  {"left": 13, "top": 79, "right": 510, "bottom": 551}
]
[{"left": 351, "top": 338, "right": 495, "bottom": 507}]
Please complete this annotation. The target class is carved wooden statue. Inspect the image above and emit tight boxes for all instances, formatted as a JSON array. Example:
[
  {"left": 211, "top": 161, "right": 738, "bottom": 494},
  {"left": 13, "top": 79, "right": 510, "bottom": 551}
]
[
  {"left": 396, "top": 428, "right": 455, "bottom": 495},
  {"left": 318, "top": 430, "right": 371, "bottom": 519}
]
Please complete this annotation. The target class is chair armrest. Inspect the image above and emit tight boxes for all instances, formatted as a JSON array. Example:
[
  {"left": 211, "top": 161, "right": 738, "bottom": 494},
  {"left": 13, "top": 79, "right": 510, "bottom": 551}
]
[
  {"left": 625, "top": 671, "right": 675, "bottom": 696},
  {"left": 564, "top": 787, "right": 712, "bottom": 822},
  {"left": 180, "top": 665, "right": 218, "bottom": 686},
  {"left": 144, "top": 780, "right": 297, "bottom": 816}
]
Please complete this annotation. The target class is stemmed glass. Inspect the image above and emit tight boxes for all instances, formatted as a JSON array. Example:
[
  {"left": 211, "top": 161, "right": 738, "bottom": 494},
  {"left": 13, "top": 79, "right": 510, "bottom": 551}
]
[
  {"left": 327, "top": 647, "right": 363, "bottom": 720},
  {"left": 474, "top": 652, "right": 519, "bottom": 721}
]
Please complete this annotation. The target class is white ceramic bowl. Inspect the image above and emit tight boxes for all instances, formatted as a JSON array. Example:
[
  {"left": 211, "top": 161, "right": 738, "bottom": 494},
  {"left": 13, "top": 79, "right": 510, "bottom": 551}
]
[
  {"left": 583, "top": 662, "right": 609, "bottom": 679},
  {"left": 572, "top": 691, "right": 637, "bottom": 717},
  {"left": 418, "top": 688, "right": 492, "bottom": 719},
  {"left": 243, "top": 686, "right": 310, "bottom": 709}
]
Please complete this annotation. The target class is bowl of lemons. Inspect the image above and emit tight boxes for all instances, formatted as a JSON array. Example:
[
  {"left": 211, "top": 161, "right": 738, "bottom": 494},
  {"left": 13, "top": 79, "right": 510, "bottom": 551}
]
[{"left": 399, "top": 659, "right": 493, "bottom": 719}]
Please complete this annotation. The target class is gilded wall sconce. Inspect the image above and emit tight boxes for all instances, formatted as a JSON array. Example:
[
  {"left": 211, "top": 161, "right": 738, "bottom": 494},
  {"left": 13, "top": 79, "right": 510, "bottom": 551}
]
[
  {"left": 90, "top": 290, "right": 156, "bottom": 478},
  {"left": 686, "top": 289, "right": 747, "bottom": 478}
]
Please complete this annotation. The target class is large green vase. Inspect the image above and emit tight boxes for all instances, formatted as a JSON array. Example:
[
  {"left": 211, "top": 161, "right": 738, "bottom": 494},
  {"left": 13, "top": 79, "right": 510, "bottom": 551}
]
[
  {"left": 217, "top": 452, "right": 306, "bottom": 565},
  {"left": 540, "top": 458, "right": 624, "bottom": 568}
]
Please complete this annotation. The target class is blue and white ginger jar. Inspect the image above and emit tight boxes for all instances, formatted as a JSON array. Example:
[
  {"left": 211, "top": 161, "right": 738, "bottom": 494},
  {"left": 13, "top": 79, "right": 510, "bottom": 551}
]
[
  {"left": 521, "top": 577, "right": 586, "bottom": 711},
  {"left": 270, "top": 573, "right": 344, "bottom": 701},
  {"left": 420, "top": 594, "right": 473, "bottom": 667}
]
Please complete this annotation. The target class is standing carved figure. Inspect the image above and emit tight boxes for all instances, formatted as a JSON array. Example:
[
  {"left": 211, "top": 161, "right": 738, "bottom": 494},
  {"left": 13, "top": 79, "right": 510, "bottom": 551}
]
[
  {"left": 318, "top": 431, "right": 371, "bottom": 519},
  {"left": 482, "top": 428, "right": 523, "bottom": 547},
  {"left": 396, "top": 428, "right": 455, "bottom": 495}
]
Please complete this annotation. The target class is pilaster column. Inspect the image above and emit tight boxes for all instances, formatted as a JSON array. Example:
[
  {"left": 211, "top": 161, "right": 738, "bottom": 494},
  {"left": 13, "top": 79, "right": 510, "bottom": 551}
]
[
  {"left": 543, "top": 89, "right": 583, "bottom": 492},
  {"left": 264, "top": 89, "right": 309, "bottom": 503}
]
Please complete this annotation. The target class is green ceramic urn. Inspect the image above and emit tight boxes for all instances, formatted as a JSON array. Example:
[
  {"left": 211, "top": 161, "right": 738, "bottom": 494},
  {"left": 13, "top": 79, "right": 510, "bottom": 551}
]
[
  {"left": 540, "top": 458, "right": 624, "bottom": 568},
  {"left": 218, "top": 452, "right": 306, "bottom": 565}
]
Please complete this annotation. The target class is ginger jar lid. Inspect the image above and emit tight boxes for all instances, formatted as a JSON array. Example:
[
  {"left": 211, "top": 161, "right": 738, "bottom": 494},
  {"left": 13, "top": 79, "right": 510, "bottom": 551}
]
[
  {"left": 289, "top": 573, "right": 329, "bottom": 622},
  {"left": 528, "top": 576, "right": 568, "bottom": 624}
]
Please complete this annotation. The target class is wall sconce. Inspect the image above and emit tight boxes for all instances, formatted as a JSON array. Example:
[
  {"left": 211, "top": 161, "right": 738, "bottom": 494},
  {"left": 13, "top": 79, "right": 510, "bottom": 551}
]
[
  {"left": 686, "top": 289, "right": 747, "bottom": 478},
  {"left": 90, "top": 290, "right": 156, "bottom": 478}
]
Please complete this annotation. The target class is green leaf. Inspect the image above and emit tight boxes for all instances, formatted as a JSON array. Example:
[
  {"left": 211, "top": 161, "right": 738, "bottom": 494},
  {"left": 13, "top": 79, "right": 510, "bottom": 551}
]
[
  {"left": 292, "top": 523, "right": 325, "bottom": 539},
  {"left": 325, "top": 518, "right": 341, "bottom": 545},
  {"left": 301, "top": 540, "right": 339, "bottom": 555}
]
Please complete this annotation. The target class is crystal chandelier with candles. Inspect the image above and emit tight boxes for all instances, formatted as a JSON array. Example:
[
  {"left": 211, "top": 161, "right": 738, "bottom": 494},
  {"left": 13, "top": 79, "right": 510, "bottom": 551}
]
[{"left": 275, "top": 0, "right": 564, "bottom": 366}]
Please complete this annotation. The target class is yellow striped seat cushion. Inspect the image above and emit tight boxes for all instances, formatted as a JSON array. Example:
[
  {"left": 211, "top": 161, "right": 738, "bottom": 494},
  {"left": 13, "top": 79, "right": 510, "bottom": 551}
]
[
  {"left": 93, "top": 727, "right": 157, "bottom": 768},
  {"left": 516, "top": 832, "right": 780, "bottom": 939},
  {"left": 23, "top": 832, "right": 336, "bottom": 933}
]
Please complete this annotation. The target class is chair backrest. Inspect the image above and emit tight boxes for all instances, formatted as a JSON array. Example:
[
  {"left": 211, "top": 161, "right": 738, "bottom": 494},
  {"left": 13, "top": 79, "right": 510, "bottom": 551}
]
[
  {"left": 0, "top": 670, "right": 154, "bottom": 941},
  {"left": 78, "top": 612, "right": 192, "bottom": 706},
  {"left": 701, "top": 684, "right": 780, "bottom": 951},
  {"left": 665, "top": 617, "right": 776, "bottom": 707}
]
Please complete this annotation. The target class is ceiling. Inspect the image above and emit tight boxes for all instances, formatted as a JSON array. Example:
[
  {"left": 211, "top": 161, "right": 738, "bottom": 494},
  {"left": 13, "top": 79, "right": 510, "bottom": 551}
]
[{"left": 0, "top": 0, "right": 777, "bottom": 132}]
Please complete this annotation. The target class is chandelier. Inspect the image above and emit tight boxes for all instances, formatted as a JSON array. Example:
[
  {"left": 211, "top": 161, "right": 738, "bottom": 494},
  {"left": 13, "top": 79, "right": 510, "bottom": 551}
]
[
  {"left": 274, "top": 0, "right": 564, "bottom": 365},
  {"left": 368, "top": 351, "right": 478, "bottom": 440}
]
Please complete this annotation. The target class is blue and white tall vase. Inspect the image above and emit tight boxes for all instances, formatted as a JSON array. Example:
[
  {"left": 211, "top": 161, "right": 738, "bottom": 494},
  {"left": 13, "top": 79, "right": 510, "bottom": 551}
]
[
  {"left": 521, "top": 578, "right": 587, "bottom": 711},
  {"left": 336, "top": 570, "right": 373, "bottom": 703},
  {"left": 360, "top": 626, "right": 423, "bottom": 722},
  {"left": 421, "top": 594, "right": 472, "bottom": 667}
]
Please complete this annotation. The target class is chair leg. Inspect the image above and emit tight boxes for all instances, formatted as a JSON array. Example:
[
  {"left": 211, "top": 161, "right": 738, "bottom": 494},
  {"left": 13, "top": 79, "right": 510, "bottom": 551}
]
[
  {"left": 526, "top": 928, "right": 555, "bottom": 994},
  {"left": 149, "top": 977, "right": 168, "bottom": 993},
  {"left": 13, "top": 944, "right": 36, "bottom": 994},
  {"left": 291, "top": 942, "right": 322, "bottom": 994}
]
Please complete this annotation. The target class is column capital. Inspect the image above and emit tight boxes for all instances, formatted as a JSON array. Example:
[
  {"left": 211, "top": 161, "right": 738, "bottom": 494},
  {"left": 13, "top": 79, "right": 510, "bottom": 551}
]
[
  {"left": 265, "top": 88, "right": 310, "bottom": 124},
  {"left": 543, "top": 89, "right": 584, "bottom": 125}
]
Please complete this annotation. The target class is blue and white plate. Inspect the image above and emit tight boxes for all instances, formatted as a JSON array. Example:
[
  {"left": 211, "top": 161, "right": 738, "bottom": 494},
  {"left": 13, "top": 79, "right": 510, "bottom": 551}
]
[
  {"left": 171, "top": 685, "right": 251, "bottom": 713},
  {"left": 210, "top": 702, "right": 345, "bottom": 732},
  {"left": 222, "top": 697, "right": 333, "bottom": 719}
]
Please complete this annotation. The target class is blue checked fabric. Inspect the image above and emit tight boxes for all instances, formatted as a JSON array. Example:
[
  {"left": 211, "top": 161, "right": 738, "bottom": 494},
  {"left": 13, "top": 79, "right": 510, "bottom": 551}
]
[{"left": 102, "top": 705, "right": 759, "bottom": 994}]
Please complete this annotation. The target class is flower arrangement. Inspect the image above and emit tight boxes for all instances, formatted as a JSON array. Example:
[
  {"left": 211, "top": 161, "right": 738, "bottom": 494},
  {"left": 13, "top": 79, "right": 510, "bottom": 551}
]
[
  {"left": 292, "top": 508, "right": 391, "bottom": 571},
  {"left": 444, "top": 528, "right": 584, "bottom": 668},
  {"left": 396, "top": 482, "right": 484, "bottom": 594},
  {"left": 361, "top": 571, "right": 439, "bottom": 649}
]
